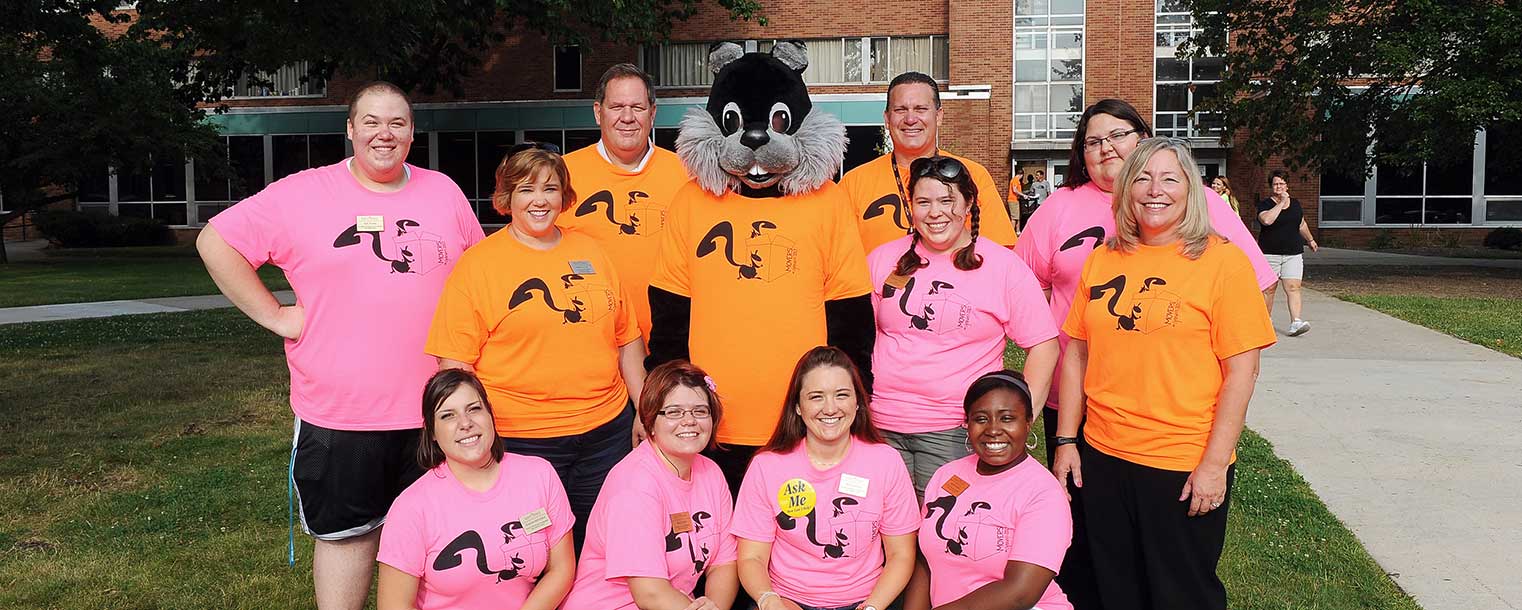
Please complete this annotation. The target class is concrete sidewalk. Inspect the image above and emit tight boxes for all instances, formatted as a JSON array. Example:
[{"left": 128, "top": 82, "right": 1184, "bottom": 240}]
[
  {"left": 1306, "top": 246, "right": 1522, "bottom": 269},
  {"left": 0, "top": 291, "right": 295, "bottom": 325},
  {"left": 1250, "top": 289, "right": 1522, "bottom": 610}
]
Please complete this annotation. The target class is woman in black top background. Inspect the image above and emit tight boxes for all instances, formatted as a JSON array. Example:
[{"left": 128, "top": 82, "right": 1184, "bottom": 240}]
[{"left": 1256, "top": 170, "right": 1319, "bottom": 336}]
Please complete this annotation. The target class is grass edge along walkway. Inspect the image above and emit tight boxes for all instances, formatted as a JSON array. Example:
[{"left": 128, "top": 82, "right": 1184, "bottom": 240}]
[
  {"left": 1338, "top": 294, "right": 1522, "bottom": 359},
  {"left": 0, "top": 311, "right": 1417, "bottom": 609}
]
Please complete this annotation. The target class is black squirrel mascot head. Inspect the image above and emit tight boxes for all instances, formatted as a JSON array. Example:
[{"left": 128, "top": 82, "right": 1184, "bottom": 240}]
[{"left": 676, "top": 41, "right": 847, "bottom": 198}]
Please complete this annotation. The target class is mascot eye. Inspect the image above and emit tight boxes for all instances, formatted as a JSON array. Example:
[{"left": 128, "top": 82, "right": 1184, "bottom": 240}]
[
  {"left": 722, "top": 102, "right": 743, "bottom": 136},
  {"left": 770, "top": 103, "right": 792, "bottom": 133}
]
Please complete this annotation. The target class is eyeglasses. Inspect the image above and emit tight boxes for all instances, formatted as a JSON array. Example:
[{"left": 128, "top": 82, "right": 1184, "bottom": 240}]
[
  {"left": 909, "top": 156, "right": 967, "bottom": 181},
  {"left": 1082, "top": 129, "right": 1140, "bottom": 151},
  {"left": 507, "top": 141, "right": 561, "bottom": 157},
  {"left": 656, "top": 406, "right": 712, "bottom": 420}
]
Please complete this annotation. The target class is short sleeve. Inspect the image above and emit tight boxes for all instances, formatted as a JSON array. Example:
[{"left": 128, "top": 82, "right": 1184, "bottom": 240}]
[
  {"left": 602, "top": 488, "right": 672, "bottom": 579},
  {"left": 649, "top": 189, "right": 694, "bottom": 297},
  {"left": 424, "top": 262, "right": 488, "bottom": 364},
  {"left": 542, "top": 461, "right": 577, "bottom": 547},
  {"left": 1006, "top": 481, "right": 1072, "bottom": 574},
  {"left": 1059, "top": 254, "right": 1096, "bottom": 341},
  {"left": 208, "top": 189, "right": 286, "bottom": 269},
  {"left": 376, "top": 493, "right": 428, "bottom": 577},
  {"left": 1255, "top": 197, "right": 1276, "bottom": 214},
  {"left": 1206, "top": 190, "right": 1275, "bottom": 290},
  {"left": 823, "top": 189, "right": 873, "bottom": 300},
  {"left": 1002, "top": 258, "right": 1060, "bottom": 349},
  {"left": 1013, "top": 204, "right": 1057, "bottom": 290},
  {"left": 1209, "top": 254, "right": 1277, "bottom": 360},
  {"left": 729, "top": 460, "right": 777, "bottom": 543},
  {"left": 970, "top": 164, "right": 1018, "bottom": 247},
  {"left": 879, "top": 455, "right": 921, "bottom": 536}
]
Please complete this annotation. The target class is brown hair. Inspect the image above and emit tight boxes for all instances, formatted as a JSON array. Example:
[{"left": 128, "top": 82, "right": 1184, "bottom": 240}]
[
  {"left": 346, "top": 81, "right": 413, "bottom": 121},
  {"left": 491, "top": 148, "right": 577, "bottom": 215},
  {"left": 1064, "top": 98, "right": 1152, "bottom": 190},
  {"left": 638, "top": 360, "right": 724, "bottom": 451},
  {"left": 417, "top": 368, "right": 505, "bottom": 470},
  {"left": 895, "top": 156, "right": 983, "bottom": 276},
  {"left": 759, "top": 346, "right": 886, "bottom": 454},
  {"left": 595, "top": 63, "right": 656, "bottom": 106}
]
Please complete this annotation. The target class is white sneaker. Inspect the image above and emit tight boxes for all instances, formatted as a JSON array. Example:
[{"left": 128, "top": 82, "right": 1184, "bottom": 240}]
[{"left": 1288, "top": 319, "right": 1310, "bottom": 336}]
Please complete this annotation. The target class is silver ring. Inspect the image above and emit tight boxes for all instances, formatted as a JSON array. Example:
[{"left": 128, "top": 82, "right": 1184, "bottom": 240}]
[{"left": 1210, "top": 502, "right": 1221, "bottom": 509}]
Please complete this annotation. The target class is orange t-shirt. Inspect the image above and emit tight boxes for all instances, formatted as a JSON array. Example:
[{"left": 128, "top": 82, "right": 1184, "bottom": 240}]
[
  {"left": 1061, "top": 237, "right": 1275, "bottom": 471},
  {"left": 426, "top": 229, "right": 640, "bottom": 438},
  {"left": 838, "top": 152, "right": 1018, "bottom": 253},
  {"left": 558, "top": 145, "right": 691, "bottom": 341},
  {"left": 649, "top": 181, "right": 871, "bottom": 445}
]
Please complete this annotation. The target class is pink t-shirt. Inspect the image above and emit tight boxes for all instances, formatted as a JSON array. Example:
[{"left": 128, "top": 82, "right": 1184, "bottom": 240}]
[
  {"left": 919, "top": 456, "right": 1072, "bottom": 609},
  {"left": 1013, "top": 182, "right": 1272, "bottom": 409},
  {"left": 867, "top": 236, "right": 1058, "bottom": 433},
  {"left": 730, "top": 438, "right": 921, "bottom": 607},
  {"left": 377, "top": 453, "right": 574, "bottom": 610},
  {"left": 563, "top": 443, "right": 738, "bottom": 610},
  {"left": 210, "top": 161, "right": 484, "bottom": 430}
]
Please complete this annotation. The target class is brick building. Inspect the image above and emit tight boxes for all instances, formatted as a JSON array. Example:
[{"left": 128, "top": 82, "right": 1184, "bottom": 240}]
[{"left": 54, "top": 1, "right": 1521, "bottom": 245}]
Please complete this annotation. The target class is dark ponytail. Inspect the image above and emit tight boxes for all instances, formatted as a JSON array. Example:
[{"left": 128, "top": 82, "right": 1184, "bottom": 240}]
[
  {"left": 894, "top": 230, "right": 928, "bottom": 277},
  {"left": 953, "top": 194, "right": 983, "bottom": 270}
]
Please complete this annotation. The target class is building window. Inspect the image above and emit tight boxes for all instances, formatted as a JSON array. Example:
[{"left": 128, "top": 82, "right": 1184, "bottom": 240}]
[
  {"left": 643, "top": 37, "right": 948, "bottom": 88},
  {"left": 229, "top": 61, "right": 326, "bottom": 98},
  {"left": 1013, "top": 0, "right": 1085, "bottom": 141},
  {"left": 554, "top": 46, "right": 582, "bottom": 91},
  {"left": 1154, "top": 0, "right": 1224, "bottom": 138},
  {"left": 271, "top": 134, "right": 346, "bottom": 181},
  {"left": 192, "top": 135, "right": 267, "bottom": 223},
  {"left": 114, "top": 157, "right": 189, "bottom": 226},
  {"left": 1484, "top": 123, "right": 1522, "bottom": 223}
]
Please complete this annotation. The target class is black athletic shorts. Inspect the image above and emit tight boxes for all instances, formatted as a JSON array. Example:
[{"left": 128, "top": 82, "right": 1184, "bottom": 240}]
[{"left": 291, "top": 419, "right": 423, "bottom": 540}]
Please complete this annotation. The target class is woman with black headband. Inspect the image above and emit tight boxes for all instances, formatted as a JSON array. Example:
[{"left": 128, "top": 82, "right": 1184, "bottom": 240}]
[
  {"left": 904, "top": 370, "right": 1073, "bottom": 610},
  {"left": 865, "top": 155, "right": 1059, "bottom": 498}
]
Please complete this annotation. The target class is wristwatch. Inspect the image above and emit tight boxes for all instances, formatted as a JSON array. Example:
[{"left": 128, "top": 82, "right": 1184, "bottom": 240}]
[{"left": 1053, "top": 436, "right": 1078, "bottom": 447}]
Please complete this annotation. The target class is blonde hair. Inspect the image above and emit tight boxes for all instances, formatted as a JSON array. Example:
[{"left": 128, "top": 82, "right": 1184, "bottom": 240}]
[
  {"left": 1108, "top": 138, "right": 1218, "bottom": 260},
  {"left": 491, "top": 148, "right": 577, "bottom": 215}
]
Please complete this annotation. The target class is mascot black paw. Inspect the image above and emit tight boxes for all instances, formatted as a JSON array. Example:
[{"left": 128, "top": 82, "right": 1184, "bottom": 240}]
[{"left": 645, "top": 40, "right": 876, "bottom": 464}]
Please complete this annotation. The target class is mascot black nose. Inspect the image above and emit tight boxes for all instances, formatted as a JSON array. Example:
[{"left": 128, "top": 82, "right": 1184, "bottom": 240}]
[{"left": 740, "top": 128, "right": 770, "bottom": 150}]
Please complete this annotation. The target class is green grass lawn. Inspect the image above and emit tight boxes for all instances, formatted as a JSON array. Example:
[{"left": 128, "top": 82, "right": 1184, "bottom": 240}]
[
  {"left": 0, "top": 247, "right": 289, "bottom": 308},
  {"left": 1341, "top": 295, "right": 1522, "bottom": 358},
  {"left": 0, "top": 322, "right": 1415, "bottom": 608}
]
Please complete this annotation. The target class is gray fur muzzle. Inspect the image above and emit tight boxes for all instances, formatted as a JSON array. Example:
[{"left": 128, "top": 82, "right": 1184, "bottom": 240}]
[{"left": 678, "top": 108, "right": 847, "bottom": 196}]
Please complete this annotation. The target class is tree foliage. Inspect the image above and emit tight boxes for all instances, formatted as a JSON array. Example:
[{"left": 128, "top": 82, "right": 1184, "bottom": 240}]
[
  {"left": 1186, "top": 0, "right": 1522, "bottom": 177},
  {"left": 1, "top": 0, "right": 761, "bottom": 261}
]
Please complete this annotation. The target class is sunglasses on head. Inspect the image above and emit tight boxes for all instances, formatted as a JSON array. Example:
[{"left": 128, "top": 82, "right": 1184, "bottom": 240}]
[
  {"left": 507, "top": 141, "right": 561, "bottom": 157},
  {"left": 909, "top": 156, "right": 967, "bottom": 181}
]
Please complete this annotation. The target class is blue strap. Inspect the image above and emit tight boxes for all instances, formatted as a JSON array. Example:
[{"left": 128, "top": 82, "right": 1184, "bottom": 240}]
[{"left": 287, "top": 440, "right": 297, "bottom": 566}]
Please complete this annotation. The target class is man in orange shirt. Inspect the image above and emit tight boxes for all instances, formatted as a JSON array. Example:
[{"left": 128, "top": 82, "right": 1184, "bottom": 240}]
[
  {"left": 558, "top": 64, "right": 691, "bottom": 341},
  {"left": 840, "top": 72, "right": 1019, "bottom": 254}
]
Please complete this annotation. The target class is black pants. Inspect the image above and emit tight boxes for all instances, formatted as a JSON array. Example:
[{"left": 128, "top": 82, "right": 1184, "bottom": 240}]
[
  {"left": 1078, "top": 442, "right": 1234, "bottom": 610},
  {"left": 1043, "top": 407, "right": 1104, "bottom": 610},
  {"left": 502, "top": 403, "right": 635, "bottom": 554}
]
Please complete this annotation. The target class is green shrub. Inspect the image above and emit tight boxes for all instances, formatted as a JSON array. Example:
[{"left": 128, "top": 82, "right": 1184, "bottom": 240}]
[
  {"left": 1367, "top": 229, "right": 1400, "bottom": 250},
  {"left": 1483, "top": 227, "right": 1522, "bottom": 251},
  {"left": 33, "top": 209, "right": 176, "bottom": 248}
]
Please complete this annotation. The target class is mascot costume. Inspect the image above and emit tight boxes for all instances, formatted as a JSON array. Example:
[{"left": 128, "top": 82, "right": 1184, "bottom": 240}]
[{"left": 646, "top": 41, "right": 875, "bottom": 487}]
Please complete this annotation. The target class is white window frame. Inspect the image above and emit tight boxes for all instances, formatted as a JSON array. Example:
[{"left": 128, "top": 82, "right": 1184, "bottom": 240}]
[
  {"left": 1153, "top": 5, "right": 1225, "bottom": 139},
  {"left": 1012, "top": 2, "right": 1085, "bottom": 142},
  {"left": 226, "top": 61, "right": 327, "bottom": 99},
  {"left": 644, "top": 36, "right": 948, "bottom": 89}
]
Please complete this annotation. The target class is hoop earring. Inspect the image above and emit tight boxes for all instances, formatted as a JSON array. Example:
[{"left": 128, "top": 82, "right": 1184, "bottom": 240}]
[
  {"left": 1026, "top": 428, "right": 1038, "bottom": 452},
  {"left": 964, "top": 437, "right": 973, "bottom": 454}
]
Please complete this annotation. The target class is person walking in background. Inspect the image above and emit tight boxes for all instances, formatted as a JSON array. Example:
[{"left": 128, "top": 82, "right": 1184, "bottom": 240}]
[
  {"left": 1257, "top": 170, "right": 1319, "bottom": 336},
  {"left": 1210, "top": 176, "right": 1241, "bottom": 214}
]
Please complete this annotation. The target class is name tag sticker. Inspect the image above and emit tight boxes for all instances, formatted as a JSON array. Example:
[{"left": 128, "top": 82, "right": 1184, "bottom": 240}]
[
  {"left": 520, "top": 508, "right": 552, "bottom": 534},
  {"left": 838, "top": 473, "right": 870, "bottom": 498},
  {"left": 670, "top": 512, "right": 693, "bottom": 534},
  {"left": 356, "top": 215, "right": 384, "bottom": 232},
  {"left": 569, "top": 260, "right": 596, "bottom": 274},
  {"left": 941, "top": 475, "right": 970, "bottom": 497}
]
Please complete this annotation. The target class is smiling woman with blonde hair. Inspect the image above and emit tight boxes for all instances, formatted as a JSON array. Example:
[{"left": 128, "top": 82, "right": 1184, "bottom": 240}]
[{"left": 1051, "top": 137, "right": 1277, "bottom": 610}]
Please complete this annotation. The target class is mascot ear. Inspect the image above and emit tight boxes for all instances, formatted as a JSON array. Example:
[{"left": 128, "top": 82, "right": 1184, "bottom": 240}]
[
  {"left": 770, "top": 40, "right": 809, "bottom": 73},
  {"left": 708, "top": 42, "right": 746, "bottom": 75}
]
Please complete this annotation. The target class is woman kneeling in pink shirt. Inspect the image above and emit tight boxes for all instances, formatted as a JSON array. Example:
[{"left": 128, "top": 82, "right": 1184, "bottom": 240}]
[
  {"left": 377, "top": 369, "right": 577, "bottom": 610},
  {"left": 562, "top": 360, "right": 740, "bottom": 610},
  {"left": 732, "top": 346, "right": 921, "bottom": 610},
  {"left": 904, "top": 370, "right": 1072, "bottom": 610}
]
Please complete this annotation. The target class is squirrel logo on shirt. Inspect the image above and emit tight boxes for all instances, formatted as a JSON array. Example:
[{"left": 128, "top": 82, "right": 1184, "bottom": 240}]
[
  {"left": 863, "top": 193, "right": 911, "bottom": 231},
  {"left": 663, "top": 510, "right": 716, "bottom": 575},
  {"left": 774, "top": 481, "right": 879, "bottom": 560},
  {"left": 432, "top": 523, "right": 544, "bottom": 584},
  {"left": 332, "top": 218, "right": 449, "bottom": 275},
  {"left": 924, "top": 494, "right": 1009, "bottom": 561},
  {"left": 508, "top": 274, "right": 615, "bottom": 324},
  {"left": 881, "top": 277, "right": 971, "bottom": 334},
  {"left": 1059, "top": 226, "right": 1106, "bottom": 252},
  {"left": 575, "top": 189, "right": 667, "bottom": 236},
  {"left": 1087, "top": 274, "right": 1181, "bottom": 334},
  {"left": 696, "top": 220, "right": 798, "bottom": 282}
]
